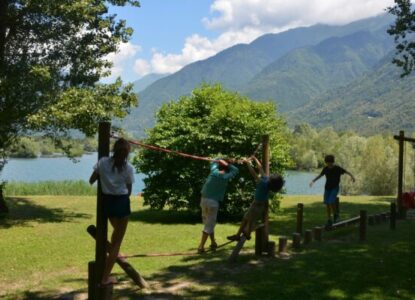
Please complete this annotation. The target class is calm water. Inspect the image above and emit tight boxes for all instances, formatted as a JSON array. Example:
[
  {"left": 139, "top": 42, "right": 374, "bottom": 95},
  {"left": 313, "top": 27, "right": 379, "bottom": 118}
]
[{"left": 1, "top": 154, "right": 324, "bottom": 195}]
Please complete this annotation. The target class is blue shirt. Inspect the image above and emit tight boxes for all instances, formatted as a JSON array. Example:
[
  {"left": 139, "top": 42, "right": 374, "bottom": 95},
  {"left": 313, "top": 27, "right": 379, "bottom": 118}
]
[
  {"left": 255, "top": 176, "right": 269, "bottom": 202},
  {"left": 201, "top": 161, "right": 239, "bottom": 202}
]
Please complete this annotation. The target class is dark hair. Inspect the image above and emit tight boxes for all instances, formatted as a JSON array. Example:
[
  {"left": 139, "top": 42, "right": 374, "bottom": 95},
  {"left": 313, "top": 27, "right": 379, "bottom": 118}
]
[
  {"left": 269, "top": 174, "right": 284, "bottom": 192},
  {"left": 112, "top": 138, "right": 131, "bottom": 173},
  {"left": 324, "top": 155, "right": 335, "bottom": 163}
]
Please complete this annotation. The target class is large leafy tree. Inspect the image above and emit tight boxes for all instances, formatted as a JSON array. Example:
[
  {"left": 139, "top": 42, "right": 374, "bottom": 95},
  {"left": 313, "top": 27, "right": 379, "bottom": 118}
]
[
  {"left": 0, "top": 0, "right": 140, "bottom": 212},
  {"left": 133, "top": 84, "right": 291, "bottom": 216},
  {"left": 388, "top": 0, "right": 415, "bottom": 76}
]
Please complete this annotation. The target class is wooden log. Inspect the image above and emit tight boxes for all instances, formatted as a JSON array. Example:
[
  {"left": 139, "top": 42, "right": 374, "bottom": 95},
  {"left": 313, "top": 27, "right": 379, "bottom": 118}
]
[
  {"left": 292, "top": 233, "right": 301, "bottom": 250},
  {"left": 304, "top": 230, "right": 312, "bottom": 245},
  {"left": 278, "top": 237, "right": 288, "bottom": 253},
  {"left": 267, "top": 241, "right": 276, "bottom": 257},
  {"left": 296, "top": 203, "right": 304, "bottom": 235},
  {"left": 331, "top": 216, "right": 360, "bottom": 229},
  {"left": 228, "top": 235, "right": 247, "bottom": 263},
  {"left": 359, "top": 210, "right": 367, "bottom": 242},
  {"left": 87, "top": 225, "right": 148, "bottom": 288},
  {"left": 313, "top": 227, "right": 322, "bottom": 241},
  {"left": 368, "top": 215, "right": 375, "bottom": 225},
  {"left": 390, "top": 202, "right": 396, "bottom": 230}
]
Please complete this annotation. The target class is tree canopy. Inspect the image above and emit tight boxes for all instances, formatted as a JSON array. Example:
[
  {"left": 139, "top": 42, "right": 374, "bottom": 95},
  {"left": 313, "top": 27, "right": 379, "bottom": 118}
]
[
  {"left": 388, "top": 0, "right": 415, "bottom": 76},
  {"left": 133, "top": 84, "right": 291, "bottom": 215},
  {"left": 0, "top": 0, "right": 139, "bottom": 156}
]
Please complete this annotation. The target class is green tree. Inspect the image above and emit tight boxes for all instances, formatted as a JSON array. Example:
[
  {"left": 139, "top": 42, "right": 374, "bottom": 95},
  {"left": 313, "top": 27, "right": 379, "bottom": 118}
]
[
  {"left": 0, "top": 0, "right": 140, "bottom": 212},
  {"left": 133, "top": 84, "right": 291, "bottom": 215},
  {"left": 388, "top": 0, "right": 415, "bottom": 76},
  {"left": 8, "top": 137, "right": 40, "bottom": 158}
]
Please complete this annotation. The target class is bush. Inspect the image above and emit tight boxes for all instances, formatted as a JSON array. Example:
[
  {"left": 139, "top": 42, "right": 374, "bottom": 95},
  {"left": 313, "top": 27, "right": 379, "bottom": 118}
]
[{"left": 133, "top": 84, "right": 291, "bottom": 215}]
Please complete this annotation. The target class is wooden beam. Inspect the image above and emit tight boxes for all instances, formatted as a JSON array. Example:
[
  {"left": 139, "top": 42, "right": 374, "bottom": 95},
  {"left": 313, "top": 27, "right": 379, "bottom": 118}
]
[
  {"left": 87, "top": 225, "right": 148, "bottom": 289},
  {"left": 397, "top": 131, "right": 405, "bottom": 218}
]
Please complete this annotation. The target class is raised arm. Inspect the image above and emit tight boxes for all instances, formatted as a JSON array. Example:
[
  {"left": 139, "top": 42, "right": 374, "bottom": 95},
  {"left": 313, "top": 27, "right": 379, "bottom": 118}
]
[
  {"left": 345, "top": 170, "right": 355, "bottom": 183},
  {"left": 309, "top": 174, "right": 323, "bottom": 187}
]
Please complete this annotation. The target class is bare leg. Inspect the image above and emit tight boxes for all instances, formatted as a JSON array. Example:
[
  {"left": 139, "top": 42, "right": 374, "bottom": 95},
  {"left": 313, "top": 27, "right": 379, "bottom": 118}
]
[
  {"left": 101, "top": 217, "right": 128, "bottom": 284},
  {"left": 209, "top": 232, "right": 217, "bottom": 245},
  {"left": 198, "top": 231, "right": 209, "bottom": 252}
]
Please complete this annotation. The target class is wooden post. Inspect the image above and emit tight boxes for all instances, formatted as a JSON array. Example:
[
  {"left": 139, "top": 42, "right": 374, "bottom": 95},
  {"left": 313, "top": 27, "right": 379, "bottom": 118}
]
[
  {"left": 0, "top": 187, "right": 9, "bottom": 214},
  {"left": 390, "top": 202, "right": 396, "bottom": 230},
  {"left": 255, "top": 226, "right": 263, "bottom": 256},
  {"left": 296, "top": 203, "right": 304, "bottom": 235},
  {"left": 381, "top": 213, "right": 387, "bottom": 222},
  {"left": 304, "top": 229, "right": 312, "bottom": 244},
  {"left": 397, "top": 131, "right": 406, "bottom": 219},
  {"left": 313, "top": 226, "right": 322, "bottom": 241},
  {"left": 359, "top": 210, "right": 367, "bottom": 242},
  {"left": 256, "top": 135, "right": 270, "bottom": 255},
  {"left": 267, "top": 241, "right": 276, "bottom": 257},
  {"left": 88, "top": 122, "right": 111, "bottom": 300},
  {"left": 292, "top": 233, "right": 301, "bottom": 250},
  {"left": 278, "top": 237, "right": 287, "bottom": 253},
  {"left": 374, "top": 214, "right": 381, "bottom": 225}
]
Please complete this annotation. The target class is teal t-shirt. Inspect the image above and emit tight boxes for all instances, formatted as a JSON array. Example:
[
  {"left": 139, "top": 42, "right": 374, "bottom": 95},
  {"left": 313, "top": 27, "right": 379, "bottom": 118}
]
[
  {"left": 255, "top": 176, "right": 269, "bottom": 202},
  {"left": 201, "top": 161, "right": 239, "bottom": 202}
]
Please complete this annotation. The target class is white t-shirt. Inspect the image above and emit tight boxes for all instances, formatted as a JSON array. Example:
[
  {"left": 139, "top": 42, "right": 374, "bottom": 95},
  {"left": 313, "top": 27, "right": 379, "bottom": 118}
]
[{"left": 94, "top": 157, "right": 135, "bottom": 195}]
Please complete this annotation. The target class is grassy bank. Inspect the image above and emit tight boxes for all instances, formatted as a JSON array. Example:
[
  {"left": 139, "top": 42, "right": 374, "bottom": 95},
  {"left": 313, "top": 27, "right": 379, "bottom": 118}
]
[
  {"left": 0, "top": 195, "right": 414, "bottom": 299},
  {"left": 3, "top": 180, "right": 96, "bottom": 196}
]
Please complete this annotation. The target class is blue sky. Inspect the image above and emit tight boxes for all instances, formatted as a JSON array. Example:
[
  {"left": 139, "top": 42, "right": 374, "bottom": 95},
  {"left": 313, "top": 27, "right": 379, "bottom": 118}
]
[{"left": 105, "top": 0, "right": 394, "bottom": 83}]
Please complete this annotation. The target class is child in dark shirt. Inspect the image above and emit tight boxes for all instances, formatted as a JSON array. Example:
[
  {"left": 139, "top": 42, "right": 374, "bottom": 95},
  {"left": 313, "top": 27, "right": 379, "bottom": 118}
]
[{"left": 310, "top": 155, "right": 355, "bottom": 228}]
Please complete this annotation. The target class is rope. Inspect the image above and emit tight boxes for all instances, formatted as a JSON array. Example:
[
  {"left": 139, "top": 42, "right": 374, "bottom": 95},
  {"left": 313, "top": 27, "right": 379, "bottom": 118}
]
[{"left": 111, "top": 133, "right": 261, "bottom": 164}]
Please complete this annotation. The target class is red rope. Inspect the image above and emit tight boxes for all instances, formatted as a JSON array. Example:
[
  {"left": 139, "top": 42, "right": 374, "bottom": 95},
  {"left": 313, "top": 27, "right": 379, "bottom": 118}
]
[{"left": 110, "top": 133, "right": 261, "bottom": 164}]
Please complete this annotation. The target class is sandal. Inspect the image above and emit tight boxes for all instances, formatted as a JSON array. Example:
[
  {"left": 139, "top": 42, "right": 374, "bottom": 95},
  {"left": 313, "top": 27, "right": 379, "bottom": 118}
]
[
  {"left": 197, "top": 247, "right": 205, "bottom": 254},
  {"left": 101, "top": 276, "right": 118, "bottom": 286},
  {"left": 209, "top": 242, "right": 218, "bottom": 251}
]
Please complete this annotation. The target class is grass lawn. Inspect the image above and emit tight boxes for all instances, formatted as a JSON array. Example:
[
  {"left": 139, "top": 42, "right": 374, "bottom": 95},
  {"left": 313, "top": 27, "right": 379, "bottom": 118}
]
[{"left": 0, "top": 195, "right": 414, "bottom": 299}]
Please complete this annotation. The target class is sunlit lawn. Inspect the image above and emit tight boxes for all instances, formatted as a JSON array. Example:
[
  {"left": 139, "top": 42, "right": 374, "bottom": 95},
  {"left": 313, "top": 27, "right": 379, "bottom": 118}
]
[{"left": 0, "top": 195, "right": 414, "bottom": 299}]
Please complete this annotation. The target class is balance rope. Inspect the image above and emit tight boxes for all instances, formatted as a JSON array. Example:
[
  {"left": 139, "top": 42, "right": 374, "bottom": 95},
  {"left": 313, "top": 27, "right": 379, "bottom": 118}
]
[{"left": 110, "top": 133, "right": 262, "bottom": 164}]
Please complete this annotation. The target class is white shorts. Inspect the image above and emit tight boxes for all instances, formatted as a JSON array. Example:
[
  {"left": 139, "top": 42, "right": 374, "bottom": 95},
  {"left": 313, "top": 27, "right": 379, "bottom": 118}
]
[{"left": 200, "top": 198, "right": 219, "bottom": 234}]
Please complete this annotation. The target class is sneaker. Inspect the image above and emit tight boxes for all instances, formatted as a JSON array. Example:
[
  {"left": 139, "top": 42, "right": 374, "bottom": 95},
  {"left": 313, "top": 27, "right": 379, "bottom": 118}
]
[
  {"left": 325, "top": 219, "right": 333, "bottom": 230},
  {"left": 227, "top": 234, "right": 241, "bottom": 241}
]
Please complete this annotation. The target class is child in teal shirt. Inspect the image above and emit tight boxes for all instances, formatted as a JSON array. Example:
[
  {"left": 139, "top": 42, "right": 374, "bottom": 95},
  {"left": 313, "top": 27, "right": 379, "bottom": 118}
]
[{"left": 198, "top": 159, "right": 239, "bottom": 253}]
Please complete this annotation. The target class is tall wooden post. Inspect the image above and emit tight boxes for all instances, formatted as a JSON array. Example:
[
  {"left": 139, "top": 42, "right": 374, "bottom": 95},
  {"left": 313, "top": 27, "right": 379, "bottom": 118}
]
[
  {"left": 88, "top": 122, "right": 111, "bottom": 299},
  {"left": 397, "top": 130, "right": 405, "bottom": 219},
  {"left": 359, "top": 210, "right": 367, "bottom": 242},
  {"left": 255, "top": 135, "right": 270, "bottom": 255}
]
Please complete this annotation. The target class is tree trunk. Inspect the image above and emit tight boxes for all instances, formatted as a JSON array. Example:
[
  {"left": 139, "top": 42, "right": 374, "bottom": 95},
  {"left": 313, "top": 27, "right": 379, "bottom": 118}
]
[{"left": 0, "top": 187, "right": 9, "bottom": 214}]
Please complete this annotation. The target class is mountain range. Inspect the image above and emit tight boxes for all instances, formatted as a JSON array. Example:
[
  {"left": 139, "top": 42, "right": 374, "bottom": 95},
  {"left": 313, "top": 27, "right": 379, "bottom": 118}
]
[{"left": 122, "top": 13, "right": 413, "bottom": 136}]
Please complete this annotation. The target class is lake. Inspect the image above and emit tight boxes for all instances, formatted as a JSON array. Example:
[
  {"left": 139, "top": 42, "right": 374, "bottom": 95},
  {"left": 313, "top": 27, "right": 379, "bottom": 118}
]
[{"left": 1, "top": 154, "right": 325, "bottom": 195}]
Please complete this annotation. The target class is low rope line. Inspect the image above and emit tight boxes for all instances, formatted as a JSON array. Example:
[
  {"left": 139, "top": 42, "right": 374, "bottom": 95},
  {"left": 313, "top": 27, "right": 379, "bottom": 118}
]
[{"left": 111, "top": 133, "right": 261, "bottom": 164}]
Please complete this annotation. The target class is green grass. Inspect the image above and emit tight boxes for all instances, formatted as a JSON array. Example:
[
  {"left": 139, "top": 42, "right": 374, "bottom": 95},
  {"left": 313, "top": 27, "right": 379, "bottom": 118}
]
[
  {"left": 0, "top": 195, "right": 414, "bottom": 299},
  {"left": 3, "top": 180, "right": 96, "bottom": 196}
]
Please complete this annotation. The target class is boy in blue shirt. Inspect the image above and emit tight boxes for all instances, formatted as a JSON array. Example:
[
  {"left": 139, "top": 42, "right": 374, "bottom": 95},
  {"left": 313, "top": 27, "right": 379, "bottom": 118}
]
[
  {"left": 310, "top": 154, "right": 355, "bottom": 228},
  {"left": 198, "top": 159, "right": 239, "bottom": 253},
  {"left": 227, "top": 156, "right": 284, "bottom": 241}
]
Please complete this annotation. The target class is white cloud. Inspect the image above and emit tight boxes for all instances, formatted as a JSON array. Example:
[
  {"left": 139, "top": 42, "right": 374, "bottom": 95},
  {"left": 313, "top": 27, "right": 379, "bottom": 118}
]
[
  {"left": 105, "top": 42, "right": 141, "bottom": 78},
  {"left": 133, "top": 59, "right": 151, "bottom": 77},
  {"left": 133, "top": 0, "right": 393, "bottom": 76}
]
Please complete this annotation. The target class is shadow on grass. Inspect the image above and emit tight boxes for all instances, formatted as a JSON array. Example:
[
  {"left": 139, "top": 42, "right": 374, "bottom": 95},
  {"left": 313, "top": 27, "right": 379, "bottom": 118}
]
[
  {"left": 0, "top": 197, "right": 91, "bottom": 229},
  {"left": 121, "top": 220, "right": 415, "bottom": 300},
  {"left": 129, "top": 209, "right": 201, "bottom": 225}
]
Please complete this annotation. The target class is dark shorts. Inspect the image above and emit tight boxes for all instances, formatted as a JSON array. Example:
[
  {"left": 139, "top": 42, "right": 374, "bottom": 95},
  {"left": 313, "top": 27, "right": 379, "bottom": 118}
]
[
  {"left": 324, "top": 187, "right": 339, "bottom": 205},
  {"left": 103, "top": 194, "right": 131, "bottom": 219}
]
